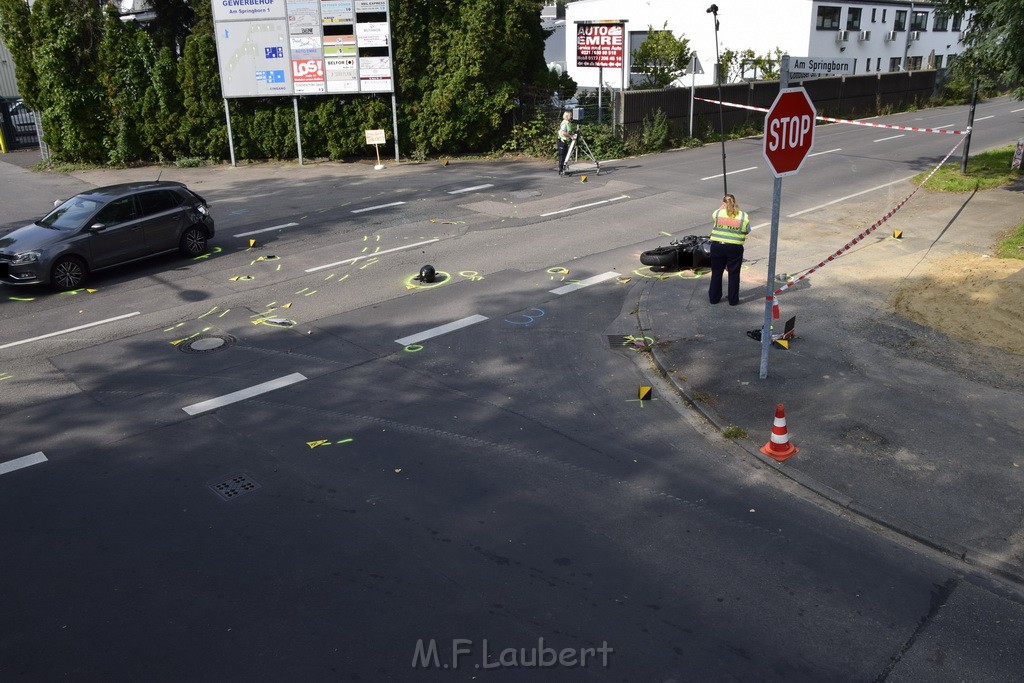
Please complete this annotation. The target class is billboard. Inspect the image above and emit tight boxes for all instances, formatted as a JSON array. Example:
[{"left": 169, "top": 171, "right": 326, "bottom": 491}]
[
  {"left": 213, "top": 0, "right": 393, "bottom": 97},
  {"left": 576, "top": 22, "right": 624, "bottom": 69}
]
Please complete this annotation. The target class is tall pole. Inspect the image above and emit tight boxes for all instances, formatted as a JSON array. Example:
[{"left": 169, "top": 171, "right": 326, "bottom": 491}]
[
  {"left": 708, "top": 5, "right": 727, "bottom": 196},
  {"left": 960, "top": 78, "right": 978, "bottom": 174},
  {"left": 759, "top": 56, "right": 790, "bottom": 380}
]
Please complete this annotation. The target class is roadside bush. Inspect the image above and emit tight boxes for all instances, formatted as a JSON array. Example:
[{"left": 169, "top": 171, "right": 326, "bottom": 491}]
[{"left": 499, "top": 109, "right": 552, "bottom": 158}]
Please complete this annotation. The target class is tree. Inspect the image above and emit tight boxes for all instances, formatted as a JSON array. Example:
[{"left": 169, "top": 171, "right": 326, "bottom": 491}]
[
  {"left": 98, "top": 6, "right": 154, "bottom": 164},
  {"left": 630, "top": 22, "right": 692, "bottom": 89},
  {"left": 719, "top": 47, "right": 784, "bottom": 83},
  {"left": 937, "top": 0, "right": 1024, "bottom": 99},
  {"left": 0, "top": 0, "right": 38, "bottom": 107},
  {"left": 177, "top": 0, "right": 226, "bottom": 159},
  {"left": 28, "top": 0, "right": 107, "bottom": 162}
]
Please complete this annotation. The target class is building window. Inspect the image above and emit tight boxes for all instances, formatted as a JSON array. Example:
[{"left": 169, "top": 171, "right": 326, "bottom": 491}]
[
  {"left": 934, "top": 54, "right": 943, "bottom": 68},
  {"left": 952, "top": 14, "right": 962, "bottom": 31},
  {"left": 816, "top": 6, "right": 841, "bottom": 30},
  {"left": 895, "top": 10, "right": 907, "bottom": 31},
  {"left": 947, "top": 54, "right": 958, "bottom": 68},
  {"left": 871, "top": 8, "right": 876, "bottom": 23},
  {"left": 911, "top": 11, "right": 929, "bottom": 31},
  {"left": 876, "top": 57, "right": 882, "bottom": 72},
  {"left": 889, "top": 57, "right": 902, "bottom": 72},
  {"left": 846, "top": 8, "right": 862, "bottom": 30},
  {"left": 933, "top": 14, "right": 949, "bottom": 31},
  {"left": 882, "top": 9, "right": 887, "bottom": 23},
  {"left": 907, "top": 56, "right": 923, "bottom": 71}
]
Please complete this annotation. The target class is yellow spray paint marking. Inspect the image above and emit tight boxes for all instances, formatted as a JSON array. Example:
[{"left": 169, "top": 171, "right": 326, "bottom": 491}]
[
  {"left": 280, "top": 302, "right": 292, "bottom": 309},
  {"left": 336, "top": 438, "right": 354, "bottom": 445},
  {"left": 324, "top": 273, "right": 336, "bottom": 281},
  {"left": 193, "top": 246, "right": 222, "bottom": 261},
  {"left": 0, "top": 373, "right": 12, "bottom": 381},
  {"left": 303, "top": 289, "right": 317, "bottom": 296},
  {"left": 276, "top": 264, "right": 281, "bottom": 271},
  {"left": 547, "top": 266, "right": 569, "bottom": 275},
  {"left": 403, "top": 344, "right": 424, "bottom": 353},
  {"left": 338, "top": 275, "right": 349, "bottom": 282},
  {"left": 361, "top": 247, "right": 369, "bottom": 253},
  {"left": 660, "top": 231, "right": 672, "bottom": 237},
  {"left": 164, "top": 322, "right": 185, "bottom": 331},
  {"left": 295, "top": 287, "right": 309, "bottom": 295},
  {"left": 218, "top": 309, "right": 231, "bottom": 318},
  {"left": 197, "top": 306, "right": 219, "bottom": 319},
  {"left": 8, "top": 297, "right": 35, "bottom": 301},
  {"left": 359, "top": 258, "right": 379, "bottom": 269},
  {"left": 307, "top": 440, "right": 330, "bottom": 449},
  {"left": 459, "top": 270, "right": 485, "bottom": 281},
  {"left": 60, "top": 289, "right": 81, "bottom": 295},
  {"left": 617, "top": 276, "right": 632, "bottom": 284},
  {"left": 86, "top": 288, "right": 98, "bottom": 293},
  {"left": 404, "top": 271, "right": 450, "bottom": 290}
]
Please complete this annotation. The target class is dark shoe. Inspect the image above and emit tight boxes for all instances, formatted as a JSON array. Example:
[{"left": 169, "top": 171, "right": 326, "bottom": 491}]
[
  {"left": 729, "top": 301, "right": 739, "bottom": 306},
  {"left": 709, "top": 299, "right": 721, "bottom": 305}
]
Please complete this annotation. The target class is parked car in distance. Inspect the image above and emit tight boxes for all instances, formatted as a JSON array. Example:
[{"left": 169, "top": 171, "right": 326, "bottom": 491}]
[{"left": 0, "top": 181, "right": 215, "bottom": 291}]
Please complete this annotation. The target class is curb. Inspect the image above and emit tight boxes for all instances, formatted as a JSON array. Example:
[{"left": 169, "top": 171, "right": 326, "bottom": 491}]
[{"left": 635, "top": 278, "right": 1024, "bottom": 588}]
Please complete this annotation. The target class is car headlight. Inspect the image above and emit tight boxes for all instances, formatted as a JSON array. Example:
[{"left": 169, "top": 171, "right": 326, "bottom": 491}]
[
  {"left": 12, "top": 251, "right": 41, "bottom": 264},
  {"left": 195, "top": 204, "right": 209, "bottom": 216}
]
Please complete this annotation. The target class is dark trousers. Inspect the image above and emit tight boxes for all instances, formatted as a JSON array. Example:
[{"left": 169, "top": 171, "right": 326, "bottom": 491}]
[
  {"left": 557, "top": 140, "right": 569, "bottom": 173},
  {"left": 708, "top": 241, "right": 744, "bottom": 305}
]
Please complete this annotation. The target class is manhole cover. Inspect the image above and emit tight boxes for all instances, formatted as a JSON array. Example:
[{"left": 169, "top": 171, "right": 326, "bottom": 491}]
[
  {"left": 179, "top": 334, "right": 235, "bottom": 353},
  {"left": 209, "top": 473, "right": 261, "bottom": 501}
]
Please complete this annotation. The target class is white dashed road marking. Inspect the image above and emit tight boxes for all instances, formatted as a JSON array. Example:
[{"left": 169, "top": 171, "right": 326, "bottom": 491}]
[
  {"left": 448, "top": 184, "right": 494, "bottom": 194},
  {"left": 233, "top": 222, "right": 299, "bottom": 238},
  {"left": 540, "top": 195, "right": 629, "bottom": 217},
  {"left": 0, "top": 452, "right": 47, "bottom": 476},
  {"left": 183, "top": 373, "right": 308, "bottom": 415},
  {"left": 0, "top": 312, "right": 142, "bottom": 351},
  {"left": 550, "top": 271, "right": 621, "bottom": 296},
  {"left": 305, "top": 239, "right": 440, "bottom": 273},
  {"left": 351, "top": 202, "right": 406, "bottom": 214},
  {"left": 395, "top": 315, "right": 489, "bottom": 346}
]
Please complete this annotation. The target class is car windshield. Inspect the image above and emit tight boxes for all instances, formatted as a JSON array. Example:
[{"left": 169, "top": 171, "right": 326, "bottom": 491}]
[{"left": 38, "top": 196, "right": 103, "bottom": 230}]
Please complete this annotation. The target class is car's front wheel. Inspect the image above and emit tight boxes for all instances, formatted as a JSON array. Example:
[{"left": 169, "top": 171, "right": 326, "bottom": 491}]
[
  {"left": 50, "top": 256, "right": 88, "bottom": 291},
  {"left": 179, "top": 226, "right": 209, "bottom": 257}
]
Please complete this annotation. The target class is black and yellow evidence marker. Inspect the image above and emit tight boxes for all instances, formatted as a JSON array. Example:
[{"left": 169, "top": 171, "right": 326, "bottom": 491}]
[
  {"left": 773, "top": 338, "right": 790, "bottom": 350},
  {"left": 893, "top": 229, "right": 903, "bottom": 239},
  {"left": 638, "top": 385, "right": 652, "bottom": 401},
  {"left": 307, "top": 438, "right": 354, "bottom": 449}
]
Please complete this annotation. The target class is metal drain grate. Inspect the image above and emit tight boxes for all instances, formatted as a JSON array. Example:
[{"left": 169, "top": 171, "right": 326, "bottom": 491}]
[
  {"left": 180, "top": 334, "right": 235, "bottom": 354},
  {"left": 607, "top": 335, "right": 653, "bottom": 350},
  {"left": 209, "top": 473, "right": 261, "bottom": 501}
]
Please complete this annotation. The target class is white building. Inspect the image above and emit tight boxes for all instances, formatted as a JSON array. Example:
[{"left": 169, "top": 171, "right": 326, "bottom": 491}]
[{"left": 562, "top": 0, "right": 972, "bottom": 89}]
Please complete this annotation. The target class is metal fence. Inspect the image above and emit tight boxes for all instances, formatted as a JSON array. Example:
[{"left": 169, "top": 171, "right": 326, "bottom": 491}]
[
  {"left": 0, "top": 98, "right": 40, "bottom": 151},
  {"left": 620, "top": 70, "right": 941, "bottom": 140}
]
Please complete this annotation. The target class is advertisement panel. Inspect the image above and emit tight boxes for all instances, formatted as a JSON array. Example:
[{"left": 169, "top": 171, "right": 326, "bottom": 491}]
[
  {"left": 576, "top": 22, "right": 624, "bottom": 69},
  {"left": 212, "top": 0, "right": 393, "bottom": 97}
]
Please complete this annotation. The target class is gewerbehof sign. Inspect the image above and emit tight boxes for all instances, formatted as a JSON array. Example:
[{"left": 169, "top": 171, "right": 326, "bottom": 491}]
[{"left": 212, "top": 0, "right": 394, "bottom": 98}]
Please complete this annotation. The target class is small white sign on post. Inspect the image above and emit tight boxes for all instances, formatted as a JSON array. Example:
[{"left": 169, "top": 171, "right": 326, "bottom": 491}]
[
  {"left": 365, "top": 129, "right": 386, "bottom": 169},
  {"left": 1012, "top": 137, "right": 1024, "bottom": 170}
]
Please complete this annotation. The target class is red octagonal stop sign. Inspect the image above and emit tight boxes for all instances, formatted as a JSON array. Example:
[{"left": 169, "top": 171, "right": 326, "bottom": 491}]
[{"left": 763, "top": 87, "right": 816, "bottom": 177}]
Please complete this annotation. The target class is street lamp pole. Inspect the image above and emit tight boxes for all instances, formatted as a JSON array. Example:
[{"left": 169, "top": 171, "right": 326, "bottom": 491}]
[{"left": 707, "top": 4, "right": 728, "bottom": 196}]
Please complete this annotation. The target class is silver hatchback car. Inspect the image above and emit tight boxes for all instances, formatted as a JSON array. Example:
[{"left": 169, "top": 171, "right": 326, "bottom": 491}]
[{"left": 0, "top": 181, "right": 215, "bottom": 291}]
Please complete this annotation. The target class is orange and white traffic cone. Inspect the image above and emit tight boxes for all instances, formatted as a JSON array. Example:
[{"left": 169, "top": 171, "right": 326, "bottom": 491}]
[{"left": 760, "top": 403, "right": 799, "bottom": 461}]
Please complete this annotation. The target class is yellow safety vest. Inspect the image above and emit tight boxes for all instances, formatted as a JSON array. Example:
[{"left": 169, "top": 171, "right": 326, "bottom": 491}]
[{"left": 710, "top": 209, "right": 750, "bottom": 245}]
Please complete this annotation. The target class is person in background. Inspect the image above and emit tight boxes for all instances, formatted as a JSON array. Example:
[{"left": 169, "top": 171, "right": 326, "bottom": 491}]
[
  {"left": 557, "top": 111, "right": 575, "bottom": 176},
  {"left": 708, "top": 194, "right": 750, "bottom": 306}
]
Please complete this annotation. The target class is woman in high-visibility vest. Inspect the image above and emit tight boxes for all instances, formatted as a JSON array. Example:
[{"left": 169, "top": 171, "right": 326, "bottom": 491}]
[{"left": 708, "top": 194, "right": 750, "bottom": 306}]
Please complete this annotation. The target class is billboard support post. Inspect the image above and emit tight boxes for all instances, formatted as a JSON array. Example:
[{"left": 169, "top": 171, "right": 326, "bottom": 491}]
[
  {"left": 223, "top": 99, "right": 236, "bottom": 168},
  {"left": 293, "top": 97, "right": 304, "bottom": 166},
  {"left": 391, "top": 94, "right": 400, "bottom": 162}
]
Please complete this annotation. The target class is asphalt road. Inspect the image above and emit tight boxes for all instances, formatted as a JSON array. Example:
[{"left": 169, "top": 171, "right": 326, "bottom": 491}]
[{"left": 2, "top": 96, "right": 1024, "bottom": 680}]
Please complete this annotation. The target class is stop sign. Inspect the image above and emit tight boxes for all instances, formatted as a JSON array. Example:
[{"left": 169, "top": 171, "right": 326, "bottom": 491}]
[{"left": 763, "top": 87, "right": 816, "bottom": 177}]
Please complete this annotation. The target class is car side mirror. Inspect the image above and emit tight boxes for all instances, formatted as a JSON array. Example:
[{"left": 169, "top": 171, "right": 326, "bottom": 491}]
[{"left": 88, "top": 223, "right": 106, "bottom": 232}]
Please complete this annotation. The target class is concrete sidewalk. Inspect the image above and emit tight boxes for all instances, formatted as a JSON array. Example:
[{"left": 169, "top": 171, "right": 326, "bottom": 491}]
[{"left": 638, "top": 183, "right": 1024, "bottom": 584}]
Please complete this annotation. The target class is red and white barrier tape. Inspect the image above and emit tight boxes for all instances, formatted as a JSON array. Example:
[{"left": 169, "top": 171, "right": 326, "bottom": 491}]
[
  {"left": 694, "top": 97, "right": 970, "bottom": 136},
  {"left": 770, "top": 136, "right": 966, "bottom": 298}
]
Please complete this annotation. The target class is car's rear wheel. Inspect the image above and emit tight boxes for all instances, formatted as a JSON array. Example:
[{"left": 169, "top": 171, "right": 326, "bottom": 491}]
[
  {"left": 50, "top": 256, "right": 88, "bottom": 291},
  {"left": 179, "top": 226, "right": 209, "bottom": 256}
]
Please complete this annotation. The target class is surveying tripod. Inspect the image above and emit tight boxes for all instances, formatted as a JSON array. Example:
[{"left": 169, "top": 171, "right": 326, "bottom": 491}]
[{"left": 563, "top": 132, "right": 601, "bottom": 176}]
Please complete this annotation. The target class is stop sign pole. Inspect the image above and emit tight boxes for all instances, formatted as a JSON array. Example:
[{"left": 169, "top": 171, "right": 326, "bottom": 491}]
[{"left": 759, "top": 57, "right": 815, "bottom": 378}]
